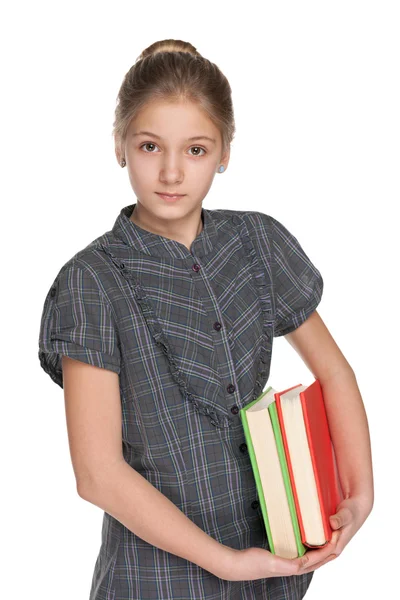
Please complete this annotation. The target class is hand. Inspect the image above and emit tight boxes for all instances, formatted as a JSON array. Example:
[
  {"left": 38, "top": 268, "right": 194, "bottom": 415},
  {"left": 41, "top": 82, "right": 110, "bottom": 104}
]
[
  {"left": 217, "top": 494, "right": 373, "bottom": 581},
  {"left": 216, "top": 545, "right": 311, "bottom": 582},
  {"left": 299, "top": 494, "right": 373, "bottom": 574}
]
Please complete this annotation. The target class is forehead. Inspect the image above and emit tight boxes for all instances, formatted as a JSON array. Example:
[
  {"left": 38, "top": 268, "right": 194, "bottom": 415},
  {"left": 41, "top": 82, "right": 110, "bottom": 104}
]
[{"left": 128, "top": 99, "right": 220, "bottom": 141}]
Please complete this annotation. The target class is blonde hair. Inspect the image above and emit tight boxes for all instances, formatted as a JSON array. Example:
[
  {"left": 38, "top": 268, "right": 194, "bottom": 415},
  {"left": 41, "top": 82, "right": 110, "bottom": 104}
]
[{"left": 112, "top": 39, "right": 235, "bottom": 155}]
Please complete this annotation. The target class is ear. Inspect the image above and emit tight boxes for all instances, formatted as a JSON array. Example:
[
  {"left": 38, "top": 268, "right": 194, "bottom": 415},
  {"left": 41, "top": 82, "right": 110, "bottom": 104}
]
[
  {"left": 220, "top": 145, "right": 231, "bottom": 169},
  {"left": 114, "top": 136, "right": 124, "bottom": 164}
]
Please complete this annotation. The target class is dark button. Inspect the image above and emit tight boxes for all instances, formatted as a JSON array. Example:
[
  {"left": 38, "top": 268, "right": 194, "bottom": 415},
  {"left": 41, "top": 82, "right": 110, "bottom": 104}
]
[
  {"left": 239, "top": 442, "right": 247, "bottom": 453},
  {"left": 213, "top": 322, "right": 222, "bottom": 331},
  {"left": 192, "top": 263, "right": 201, "bottom": 272},
  {"left": 227, "top": 383, "right": 235, "bottom": 393},
  {"left": 50, "top": 287, "right": 56, "bottom": 297},
  {"left": 231, "top": 405, "right": 239, "bottom": 415},
  {"left": 251, "top": 500, "right": 260, "bottom": 510},
  {"left": 119, "top": 262, "right": 125, "bottom": 269}
]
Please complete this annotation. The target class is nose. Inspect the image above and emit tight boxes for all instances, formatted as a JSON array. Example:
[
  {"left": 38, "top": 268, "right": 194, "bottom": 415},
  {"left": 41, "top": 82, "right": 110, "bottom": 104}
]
[{"left": 159, "top": 161, "right": 183, "bottom": 185}]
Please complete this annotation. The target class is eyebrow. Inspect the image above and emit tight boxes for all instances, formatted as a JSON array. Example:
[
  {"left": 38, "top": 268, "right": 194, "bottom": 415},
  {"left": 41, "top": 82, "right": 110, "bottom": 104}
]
[{"left": 132, "top": 130, "right": 216, "bottom": 144}]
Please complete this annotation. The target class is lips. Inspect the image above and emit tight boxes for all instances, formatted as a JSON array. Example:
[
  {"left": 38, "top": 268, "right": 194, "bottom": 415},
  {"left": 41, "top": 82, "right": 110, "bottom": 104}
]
[
  {"left": 156, "top": 193, "right": 185, "bottom": 197},
  {"left": 156, "top": 193, "right": 185, "bottom": 203}
]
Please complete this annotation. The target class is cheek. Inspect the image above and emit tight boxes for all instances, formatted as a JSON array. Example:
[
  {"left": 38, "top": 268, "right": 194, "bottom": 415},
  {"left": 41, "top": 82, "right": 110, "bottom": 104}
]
[
  {"left": 131, "top": 155, "right": 151, "bottom": 174},
  {"left": 128, "top": 159, "right": 154, "bottom": 186},
  {"left": 189, "top": 157, "right": 216, "bottom": 177},
  {"left": 192, "top": 164, "right": 218, "bottom": 191}
]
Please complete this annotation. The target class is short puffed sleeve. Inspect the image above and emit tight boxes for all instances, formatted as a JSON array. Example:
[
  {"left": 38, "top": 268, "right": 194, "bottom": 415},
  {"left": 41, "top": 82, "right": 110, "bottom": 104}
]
[
  {"left": 38, "top": 260, "right": 121, "bottom": 388},
  {"left": 270, "top": 215, "right": 324, "bottom": 337}
]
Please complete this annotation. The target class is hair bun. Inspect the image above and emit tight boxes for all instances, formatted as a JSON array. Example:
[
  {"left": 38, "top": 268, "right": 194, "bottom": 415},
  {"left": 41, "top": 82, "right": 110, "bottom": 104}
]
[{"left": 139, "top": 39, "right": 201, "bottom": 60}]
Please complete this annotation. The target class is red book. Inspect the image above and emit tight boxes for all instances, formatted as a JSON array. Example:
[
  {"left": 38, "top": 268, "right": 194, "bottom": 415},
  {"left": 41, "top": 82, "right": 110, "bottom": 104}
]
[{"left": 275, "top": 379, "right": 343, "bottom": 548}]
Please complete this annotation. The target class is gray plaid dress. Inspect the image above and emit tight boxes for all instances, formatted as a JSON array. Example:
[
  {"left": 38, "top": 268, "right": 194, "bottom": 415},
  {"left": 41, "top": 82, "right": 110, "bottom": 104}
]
[{"left": 38, "top": 203, "right": 323, "bottom": 600}]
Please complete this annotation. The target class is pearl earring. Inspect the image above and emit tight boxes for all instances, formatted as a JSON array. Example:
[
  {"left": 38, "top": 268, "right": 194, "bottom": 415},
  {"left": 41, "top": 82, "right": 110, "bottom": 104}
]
[
  {"left": 121, "top": 158, "right": 126, "bottom": 168},
  {"left": 218, "top": 165, "right": 225, "bottom": 173}
]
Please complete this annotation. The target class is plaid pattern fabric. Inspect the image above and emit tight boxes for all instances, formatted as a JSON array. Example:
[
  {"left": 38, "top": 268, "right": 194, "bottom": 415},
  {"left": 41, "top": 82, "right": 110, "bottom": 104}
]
[{"left": 38, "top": 203, "right": 323, "bottom": 600}]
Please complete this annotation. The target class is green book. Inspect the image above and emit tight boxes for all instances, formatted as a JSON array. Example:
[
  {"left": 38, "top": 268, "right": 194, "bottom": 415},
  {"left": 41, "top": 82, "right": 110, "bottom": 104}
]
[{"left": 240, "top": 386, "right": 306, "bottom": 559}]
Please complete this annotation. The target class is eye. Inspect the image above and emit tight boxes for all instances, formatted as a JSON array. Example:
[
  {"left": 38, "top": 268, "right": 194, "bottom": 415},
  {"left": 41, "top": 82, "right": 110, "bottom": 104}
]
[
  {"left": 140, "top": 143, "right": 159, "bottom": 153},
  {"left": 139, "top": 143, "right": 207, "bottom": 156},
  {"left": 188, "top": 146, "right": 206, "bottom": 157}
]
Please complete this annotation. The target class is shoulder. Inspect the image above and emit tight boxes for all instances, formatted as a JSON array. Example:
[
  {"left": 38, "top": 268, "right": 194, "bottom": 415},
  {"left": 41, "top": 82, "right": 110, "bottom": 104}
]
[
  {"left": 209, "top": 208, "right": 277, "bottom": 251},
  {"left": 50, "top": 229, "right": 120, "bottom": 287},
  {"left": 40, "top": 230, "right": 125, "bottom": 318},
  {"left": 211, "top": 209, "right": 308, "bottom": 247},
  {"left": 209, "top": 207, "right": 274, "bottom": 233}
]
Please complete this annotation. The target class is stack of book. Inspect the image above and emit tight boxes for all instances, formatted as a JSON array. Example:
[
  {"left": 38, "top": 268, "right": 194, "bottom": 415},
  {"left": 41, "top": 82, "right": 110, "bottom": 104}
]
[{"left": 240, "top": 378, "right": 343, "bottom": 559}]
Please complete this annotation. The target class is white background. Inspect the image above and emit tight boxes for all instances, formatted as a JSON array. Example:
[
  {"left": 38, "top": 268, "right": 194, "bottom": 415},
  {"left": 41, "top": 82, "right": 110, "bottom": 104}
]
[{"left": 2, "top": 1, "right": 398, "bottom": 598}]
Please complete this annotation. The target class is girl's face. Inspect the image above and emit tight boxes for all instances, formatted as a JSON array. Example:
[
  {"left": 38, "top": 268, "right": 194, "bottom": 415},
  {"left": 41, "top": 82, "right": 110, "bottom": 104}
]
[{"left": 116, "top": 99, "right": 230, "bottom": 225}]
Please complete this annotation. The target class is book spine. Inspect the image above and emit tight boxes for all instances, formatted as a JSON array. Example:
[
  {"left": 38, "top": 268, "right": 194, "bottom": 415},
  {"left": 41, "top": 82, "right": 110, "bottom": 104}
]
[
  {"left": 269, "top": 402, "right": 307, "bottom": 557},
  {"left": 275, "top": 396, "right": 308, "bottom": 546},
  {"left": 239, "top": 406, "right": 276, "bottom": 554}
]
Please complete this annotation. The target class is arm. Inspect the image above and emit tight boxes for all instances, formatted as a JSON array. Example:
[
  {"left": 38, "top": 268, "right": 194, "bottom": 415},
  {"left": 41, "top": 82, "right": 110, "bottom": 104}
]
[
  {"left": 61, "top": 355, "right": 234, "bottom": 578},
  {"left": 284, "top": 310, "right": 374, "bottom": 506},
  {"left": 284, "top": 310, "right": 374, "bottom": 567}
]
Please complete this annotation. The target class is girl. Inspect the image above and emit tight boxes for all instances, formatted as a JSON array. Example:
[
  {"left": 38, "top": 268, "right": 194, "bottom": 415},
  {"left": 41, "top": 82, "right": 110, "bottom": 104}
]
[{"left": 38, "top": 39, "right": 374, "bottom": 600}]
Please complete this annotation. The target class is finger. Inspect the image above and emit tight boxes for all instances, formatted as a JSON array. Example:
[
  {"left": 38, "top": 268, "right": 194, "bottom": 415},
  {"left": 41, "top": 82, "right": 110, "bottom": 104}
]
[
  {"left": 299, "top": 532, "right": 340, "bottom": 570},
  {"left": 329, "top": 506, "right": 353, "bottom": 530},
  {"left": 331, "top": 528, "right": 351, "bottom": 556},
  {"left": 298, "top": 547, "right": 333, "bottom": 571},
  {"left": 300, "top": 553, "right": 337, "bottom": 575},
  {"left": 272, "top": 555, "right": 310, "bottom": 576}
]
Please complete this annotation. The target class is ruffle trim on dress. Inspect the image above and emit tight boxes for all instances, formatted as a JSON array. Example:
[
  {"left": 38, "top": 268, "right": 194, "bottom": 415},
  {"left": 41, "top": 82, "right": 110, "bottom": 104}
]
[
  {"left": 99, "top": 244, "right": 233, "bottom": 429},
  {"left": 232, "top": 215, "right": 274, "bottom": 401}
]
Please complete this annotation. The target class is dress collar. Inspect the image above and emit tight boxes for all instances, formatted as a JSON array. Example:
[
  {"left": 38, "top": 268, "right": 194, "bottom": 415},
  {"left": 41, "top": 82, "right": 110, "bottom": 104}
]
[{"left": 111, "top": 203, "right": 218, "bottom": 259}]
